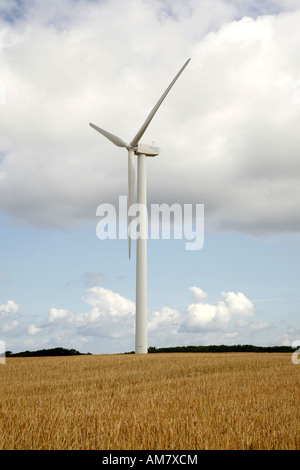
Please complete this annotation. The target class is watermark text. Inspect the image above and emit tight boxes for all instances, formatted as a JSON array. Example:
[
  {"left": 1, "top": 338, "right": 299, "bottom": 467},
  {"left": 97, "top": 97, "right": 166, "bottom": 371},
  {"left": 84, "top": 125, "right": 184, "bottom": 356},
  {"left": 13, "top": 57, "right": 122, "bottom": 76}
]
[
  {"left": 96, "top": 197, "right": 204, "bottom": 251},
  {"left": 0, "top": 341, "right": 6, "bottom": 364},
  {"left": 292, "top": 341, "right": 300, "bottom": 365}
]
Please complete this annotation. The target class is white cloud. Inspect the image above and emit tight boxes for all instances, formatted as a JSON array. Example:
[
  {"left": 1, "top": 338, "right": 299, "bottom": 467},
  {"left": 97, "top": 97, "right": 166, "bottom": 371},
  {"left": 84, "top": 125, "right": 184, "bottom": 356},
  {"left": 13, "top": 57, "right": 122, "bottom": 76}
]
[
  {"left": 148, "top": 306, "right": 181, "bottom": 336},
  {"left": 0, "top": 284, "right": 275, "bottom": 352},
  {"left": 83, "top": 286, "right": 135, "bottom": 317},
  {"left": 189, "top": 286, "right": 208, "bottom": 302},
  {"left": 45, "top": 287, "right": 135, "bottom": 339},
  {"left": 184, "top": 301, "right": 230, "bottom": 331},
  {"left": 0, "top": 299, "right": 18, "bottom": 316},
  {"left": 0, "top": 298, "right": 19, "bottom": 334},
  {"left": 181, "top": 290, "right": 257, "bottom": 333},
  {"left": 48, "top": 308, "right": 71, "bottom": 323},
  {"left": 32, "top": 286, "right": 260, "bottom": 345},
  {"left": 147, "top": 287, "right": 267, "bottom": 346},
  {"left": 27, "top": 324, "right": 43, "bottom": 335},
  {"left": 0, "top": 1, "right": 299, "bottom": 234},
  {"left": 221, "top": 291, "right": 255, "bottom": 317}
]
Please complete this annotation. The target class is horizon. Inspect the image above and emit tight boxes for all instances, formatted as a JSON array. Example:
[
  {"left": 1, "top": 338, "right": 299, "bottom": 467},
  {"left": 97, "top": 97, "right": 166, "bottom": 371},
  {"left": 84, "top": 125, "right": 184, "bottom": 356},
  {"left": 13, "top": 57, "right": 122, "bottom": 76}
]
[{"left": 4, "top": 342, "right": 298, "bottom": 357}]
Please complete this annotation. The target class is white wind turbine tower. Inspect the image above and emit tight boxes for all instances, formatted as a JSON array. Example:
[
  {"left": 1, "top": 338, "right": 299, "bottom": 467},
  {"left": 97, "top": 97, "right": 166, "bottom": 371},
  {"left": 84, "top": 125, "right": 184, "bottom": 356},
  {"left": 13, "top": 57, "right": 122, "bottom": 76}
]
[{"left": 90, "top": 58, "right": 191, "bottom": 354}]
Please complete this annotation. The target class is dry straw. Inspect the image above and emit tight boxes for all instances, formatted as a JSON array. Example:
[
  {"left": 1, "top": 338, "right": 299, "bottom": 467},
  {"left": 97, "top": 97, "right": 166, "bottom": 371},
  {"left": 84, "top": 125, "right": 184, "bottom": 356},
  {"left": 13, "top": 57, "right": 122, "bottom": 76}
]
[{"left": 0, "top": 353, "right": 299, "bottom": 450}]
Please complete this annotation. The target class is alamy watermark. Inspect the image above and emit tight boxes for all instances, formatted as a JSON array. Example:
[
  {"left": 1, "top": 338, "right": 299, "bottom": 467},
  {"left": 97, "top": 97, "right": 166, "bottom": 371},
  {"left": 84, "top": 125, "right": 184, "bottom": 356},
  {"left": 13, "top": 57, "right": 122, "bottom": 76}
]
[
  {"left": 0, "top": 341, "right": 6, "bottom": 365},
  {"left": 96, "top": 196, "right": 204, "bottom": 251},
  {"left": 291, "top": 341, "right": 300, "bottom": 365}
]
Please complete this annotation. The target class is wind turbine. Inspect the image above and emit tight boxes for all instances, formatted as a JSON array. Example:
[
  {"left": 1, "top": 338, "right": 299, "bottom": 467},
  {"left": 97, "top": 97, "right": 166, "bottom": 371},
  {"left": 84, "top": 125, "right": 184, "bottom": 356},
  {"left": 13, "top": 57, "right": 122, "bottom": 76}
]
[{"left": 90, "top": 58, "right": 191, "bottom": 354}]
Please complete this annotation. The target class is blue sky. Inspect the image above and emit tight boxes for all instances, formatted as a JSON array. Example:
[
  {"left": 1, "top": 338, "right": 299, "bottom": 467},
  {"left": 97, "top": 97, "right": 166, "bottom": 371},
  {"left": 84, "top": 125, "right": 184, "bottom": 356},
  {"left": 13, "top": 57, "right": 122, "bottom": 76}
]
[{"left": 1, "top": 0, "right": 300, "bottom": 353}]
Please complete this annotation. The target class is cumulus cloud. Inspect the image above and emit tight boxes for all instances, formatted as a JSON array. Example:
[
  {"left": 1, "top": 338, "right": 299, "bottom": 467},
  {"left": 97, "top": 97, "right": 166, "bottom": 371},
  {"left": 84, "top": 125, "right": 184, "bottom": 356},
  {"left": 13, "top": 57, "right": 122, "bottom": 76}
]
[
  {"left": 181, "top": 290, "right": 256, "bottom": 333},
  {"left": 45, "top": 287, "right": 135, "bottom": 339},
  {"left": 17, "top": 285, "right": 268, "bottom": 352},
  {"left": 192, "top": 291, "right": 254, "bottom": 332},
  {"left": 0, "top": 298, "right": 19, "bottom": 333},
  {"left": 0, "top": 1, "right": 299, "bottom": 234},
  {"left": 0, "top": 299, "right": 18, "bottom": 316},
  {"left": 148, "top": 306, "right": 181, "bottom": 338},
  {"left": 221, "top": 291, "right": 255, "bottom": 317},
  {"left": 184, "top": 301, "right": 230, "bottom": 331},
  {"left": 48, "top": 308, "right": 71, "bottom": 323},
  {"left": 27, "top": 324, "right": 43, "bottom": 335},
  {"left": 148, "top": 288, "right": 269, "bottom": 348},
  {"left": 189, "top": 286, "right": 208, "bottom": 302}
]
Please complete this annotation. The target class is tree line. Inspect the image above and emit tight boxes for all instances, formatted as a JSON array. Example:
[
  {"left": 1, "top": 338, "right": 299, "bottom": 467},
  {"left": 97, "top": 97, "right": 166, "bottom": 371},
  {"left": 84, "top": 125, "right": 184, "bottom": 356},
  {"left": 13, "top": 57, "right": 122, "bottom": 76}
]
[
  {"left": 147, "top": 344, "right": 296, "bottom": 354},
  {"left": 5, "top": 344, "right": 296, "bottom": 357},
  {"left": 6, "top": 347, "right": 91, "bottom": 357}
]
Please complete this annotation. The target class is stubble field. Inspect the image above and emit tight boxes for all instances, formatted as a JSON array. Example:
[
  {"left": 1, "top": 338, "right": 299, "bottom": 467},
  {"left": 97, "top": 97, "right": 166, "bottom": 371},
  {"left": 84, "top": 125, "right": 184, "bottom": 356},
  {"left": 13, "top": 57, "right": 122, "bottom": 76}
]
[{"left": 0, "top": 352, "right": 299, "bottom": 450}]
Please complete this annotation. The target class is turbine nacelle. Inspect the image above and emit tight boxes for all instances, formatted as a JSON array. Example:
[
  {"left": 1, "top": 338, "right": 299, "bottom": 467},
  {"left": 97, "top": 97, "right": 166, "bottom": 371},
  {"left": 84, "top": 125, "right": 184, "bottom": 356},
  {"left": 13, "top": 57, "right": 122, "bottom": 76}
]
[{"left": 135, "top": 143, "right": 160, "bottom": 157}]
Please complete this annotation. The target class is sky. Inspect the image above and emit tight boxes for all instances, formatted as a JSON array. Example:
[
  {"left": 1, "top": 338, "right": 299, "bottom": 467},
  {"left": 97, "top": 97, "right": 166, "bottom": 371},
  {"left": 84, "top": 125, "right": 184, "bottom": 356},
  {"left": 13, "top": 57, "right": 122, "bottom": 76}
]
[{"left": 0, "top": 0, "right": 300, "bottom": 354}]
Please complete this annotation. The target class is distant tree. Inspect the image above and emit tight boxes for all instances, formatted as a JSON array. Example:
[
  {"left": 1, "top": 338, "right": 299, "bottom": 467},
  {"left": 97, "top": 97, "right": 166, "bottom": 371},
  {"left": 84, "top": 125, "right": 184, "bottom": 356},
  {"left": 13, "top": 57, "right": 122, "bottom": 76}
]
[
  {"left": 8, "top": 347, "right": 90, "bottom": 357},
  {"left": 146, "top": 344, "right": 295, "bottom": 354}
]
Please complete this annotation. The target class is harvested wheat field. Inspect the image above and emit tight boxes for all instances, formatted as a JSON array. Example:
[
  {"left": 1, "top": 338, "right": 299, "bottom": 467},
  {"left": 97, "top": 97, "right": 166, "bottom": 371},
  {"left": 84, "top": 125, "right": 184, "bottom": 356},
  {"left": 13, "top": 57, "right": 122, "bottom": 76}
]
[{"left": 0, "top": 352, "right": 299, "bottom": 450}]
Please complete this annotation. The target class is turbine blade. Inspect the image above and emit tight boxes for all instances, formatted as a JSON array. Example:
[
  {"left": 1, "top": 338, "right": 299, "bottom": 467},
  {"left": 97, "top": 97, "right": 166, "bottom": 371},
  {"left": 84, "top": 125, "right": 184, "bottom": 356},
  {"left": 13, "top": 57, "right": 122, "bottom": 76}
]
[
  {"left": 130, "top": 58, "right": 191, "bottom": 148},
  {"left": 89, "top": 123, "right": 129, "bottom": 148},
  {"left": 128, "top": 149, "right": 135, "bottom": 259}
]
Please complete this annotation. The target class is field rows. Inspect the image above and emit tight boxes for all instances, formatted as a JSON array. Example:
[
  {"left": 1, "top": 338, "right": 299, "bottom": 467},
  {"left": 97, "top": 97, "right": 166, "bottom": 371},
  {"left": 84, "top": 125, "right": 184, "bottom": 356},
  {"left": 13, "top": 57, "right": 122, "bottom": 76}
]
[{"left": 0, "top": 353, "right": 299, "bottom": 449}]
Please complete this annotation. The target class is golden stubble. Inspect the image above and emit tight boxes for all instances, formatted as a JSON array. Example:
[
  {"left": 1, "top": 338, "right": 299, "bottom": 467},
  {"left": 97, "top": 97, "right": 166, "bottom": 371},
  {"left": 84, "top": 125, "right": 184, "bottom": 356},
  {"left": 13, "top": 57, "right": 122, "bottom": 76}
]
[{"left": 0, "top": 353, "right": 299, "bottom": 450}]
